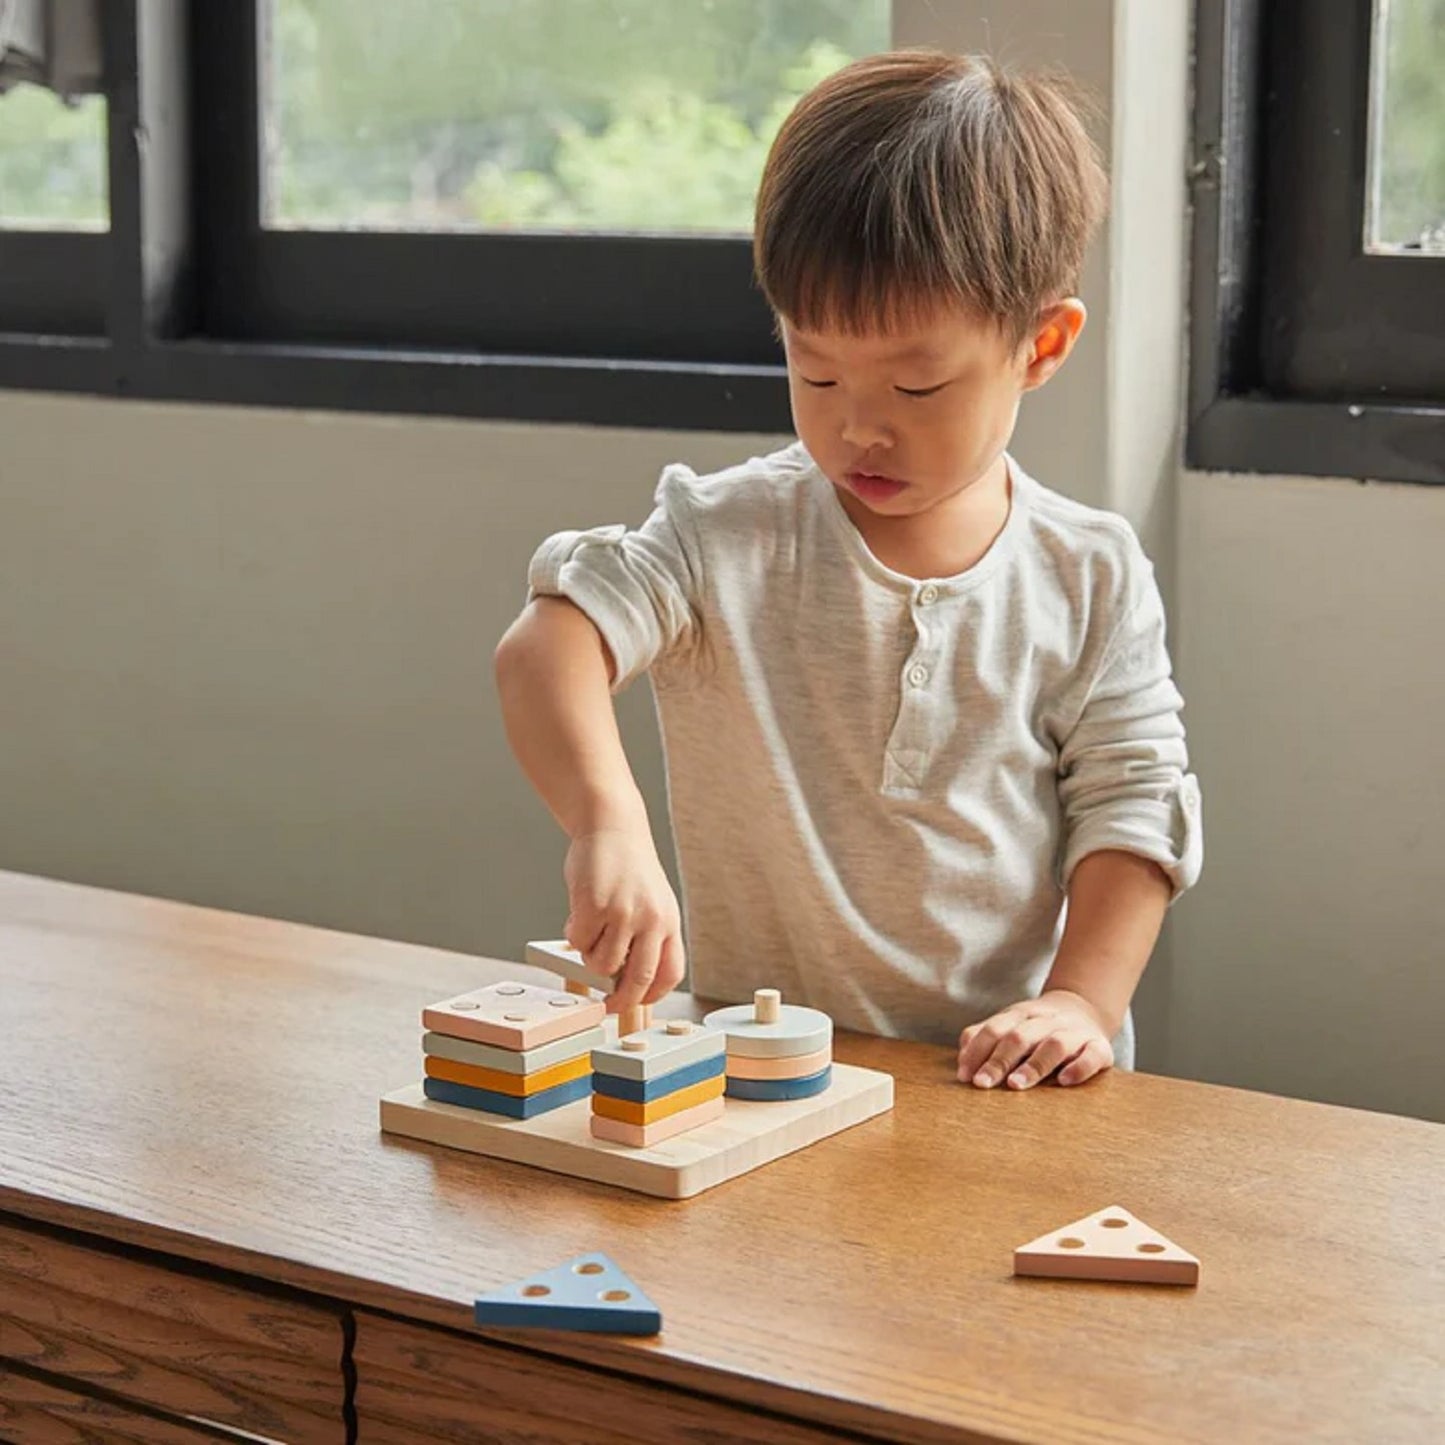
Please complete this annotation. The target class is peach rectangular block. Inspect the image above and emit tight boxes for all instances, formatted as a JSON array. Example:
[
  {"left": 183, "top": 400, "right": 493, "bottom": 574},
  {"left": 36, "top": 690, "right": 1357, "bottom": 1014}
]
[
  {"left": 1013, "top": 1206, "right": 1200, "bottom": 1286},
  {"left": 726, "top": 1044, "right": 832, "bottom": 1081},
  {"left": 588, "top": 1094, "right": 726, "bottom": 1149},
  {"left": 424, "top": 1052, "right": 591, "bottom": 1098},
  {"left": 422, "top": 981, "right": 606, "bottom": 1050},
  {"left": 590, "top": 1074, "right": 725, "bottom": 1127}
]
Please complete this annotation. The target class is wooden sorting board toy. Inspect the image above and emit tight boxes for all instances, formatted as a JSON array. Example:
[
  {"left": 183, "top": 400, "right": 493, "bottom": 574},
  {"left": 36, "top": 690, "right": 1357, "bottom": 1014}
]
[
  {"left": 1013, "top": 1205, "right": 1200, "bottom": 1286},
  {"left": 380, "top": 1061, "right": 893, "bottom": 1200}
]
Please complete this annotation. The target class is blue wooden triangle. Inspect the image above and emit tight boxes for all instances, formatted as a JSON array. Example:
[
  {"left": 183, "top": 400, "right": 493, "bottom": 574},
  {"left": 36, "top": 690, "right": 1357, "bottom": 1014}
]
[{"left": 473, "top": 1252, "right": 661, "bottom": 1335}]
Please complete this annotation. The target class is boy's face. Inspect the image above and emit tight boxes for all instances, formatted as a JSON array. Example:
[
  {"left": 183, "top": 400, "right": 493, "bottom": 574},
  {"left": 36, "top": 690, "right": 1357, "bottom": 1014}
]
[{"left": 781, "top": 300, "right": 1083, "bottom": 522}]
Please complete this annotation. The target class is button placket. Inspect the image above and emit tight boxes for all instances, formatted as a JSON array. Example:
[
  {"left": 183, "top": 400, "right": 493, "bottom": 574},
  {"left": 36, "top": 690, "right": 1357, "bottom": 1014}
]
[
  {"left": 904, "top": 584, "right": 941, "bottom": 693},
  {"left": 883, "top": 586, "right": 945, "bottom": 795}
]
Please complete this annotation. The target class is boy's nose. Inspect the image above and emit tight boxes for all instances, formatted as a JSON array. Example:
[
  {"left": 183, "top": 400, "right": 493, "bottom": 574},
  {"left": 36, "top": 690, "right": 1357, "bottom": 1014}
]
[{"left": 840, "top": 412, "right": 892, "bottom": 449}]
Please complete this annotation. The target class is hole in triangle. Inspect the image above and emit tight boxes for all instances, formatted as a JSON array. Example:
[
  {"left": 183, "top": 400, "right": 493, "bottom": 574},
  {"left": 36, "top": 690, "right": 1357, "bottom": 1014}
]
[
  {"left": 1137, "top": 1243, "right": 1166, "bottom": 1254},
  {"left": 521, "top": 1285, "right": 551, "bottom": 1297},
  {"left": 1058, "top": 1238, "right": 1086, "bottom": 1249},
  {"left": 1102, "top": 1217, "right": 1128, "bottom": 1228},
  {"left": 573, "top": 1262, "right": 605, "bottom": 1275},
  {"left": 600, "top": 1289, "right": 631, "bottom": 1302}
]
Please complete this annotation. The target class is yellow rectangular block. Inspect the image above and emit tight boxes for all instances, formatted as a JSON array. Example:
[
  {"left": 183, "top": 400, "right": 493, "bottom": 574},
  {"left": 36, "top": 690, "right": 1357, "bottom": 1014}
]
[
  {"left": 424, "top": 1052, "right": 590, "bottom": 1098},
  {"left": 590, "top": 1073, "right": 725, "bottom": 1127}
]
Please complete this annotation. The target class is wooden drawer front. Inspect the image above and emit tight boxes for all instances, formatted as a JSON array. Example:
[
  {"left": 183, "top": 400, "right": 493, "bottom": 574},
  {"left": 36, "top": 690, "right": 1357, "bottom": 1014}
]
[
  {"left": 0, "top": 1223, "right": 344, "bottom": 1445},
  {"left": 354, "top": 1311, "right": 843, "bottom": 1445},
  {"left": 0, "top": 1365, "right": 237, "bottom": 1445}
]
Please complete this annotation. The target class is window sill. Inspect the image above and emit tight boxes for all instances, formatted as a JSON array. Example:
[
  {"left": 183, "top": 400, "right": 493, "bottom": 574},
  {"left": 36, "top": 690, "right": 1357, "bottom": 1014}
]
[
  {"left": 1187, "top": 396, "right": 1445, "bottom": 485},
  {"left": 0, "top": 335, "right": 793, "bottom": 433}
]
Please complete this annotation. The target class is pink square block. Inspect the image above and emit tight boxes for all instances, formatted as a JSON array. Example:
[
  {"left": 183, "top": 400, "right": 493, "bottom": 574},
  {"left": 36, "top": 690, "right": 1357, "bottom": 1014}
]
[{"left": 423, "top": 981, "right": 606, "bottom": 1050}]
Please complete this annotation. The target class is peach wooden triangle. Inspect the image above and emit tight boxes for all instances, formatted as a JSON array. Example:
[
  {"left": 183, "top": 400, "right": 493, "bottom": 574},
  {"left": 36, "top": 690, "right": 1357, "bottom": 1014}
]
[{"left": 1013, "top": 1205, "right": 1200, "bottom": 1286}]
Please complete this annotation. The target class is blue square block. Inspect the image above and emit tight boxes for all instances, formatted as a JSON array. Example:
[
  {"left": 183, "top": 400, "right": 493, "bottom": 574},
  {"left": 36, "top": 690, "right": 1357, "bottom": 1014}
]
[
  {"left": 424, "top": 1072, "right": 592, "bottom": 1119},
  {"left": 724, "top": 1065, "right": 833, "bottom": 1102},
  {"left": 590, "top": 1051, "right": 725, "bottom": 1104}
]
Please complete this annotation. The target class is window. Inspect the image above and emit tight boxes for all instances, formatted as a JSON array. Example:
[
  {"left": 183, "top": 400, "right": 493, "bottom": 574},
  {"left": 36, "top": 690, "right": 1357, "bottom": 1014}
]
[
  {"left": 0, "top": 85, "right": 106, "bottom": 228},
  {"left": 0, "top": 83, "right": 107, "bottom": 337},
  {"left": 262, "top": 0, "right": 877, "bottom": 237},
  {"left": 0, "top": 1, "right": 890, "bottom": 430},
  {"left": 1366, "top": 0, "right": 1445, "bottom": 254},
  {"left": 1188, "top": 0, "right": 1445, "bottom": 485}
]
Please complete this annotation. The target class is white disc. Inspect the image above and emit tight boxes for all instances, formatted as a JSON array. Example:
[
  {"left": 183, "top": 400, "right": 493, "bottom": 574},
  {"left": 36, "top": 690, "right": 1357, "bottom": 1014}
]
[{"left": 702, "top": 1001, "right": 832, "bottom": 1059}]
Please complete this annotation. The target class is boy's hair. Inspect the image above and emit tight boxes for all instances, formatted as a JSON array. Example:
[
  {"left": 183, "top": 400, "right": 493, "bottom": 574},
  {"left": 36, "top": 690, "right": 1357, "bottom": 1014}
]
[{"left": 754, "top": 50, "right": 1107, "bottom": 347}]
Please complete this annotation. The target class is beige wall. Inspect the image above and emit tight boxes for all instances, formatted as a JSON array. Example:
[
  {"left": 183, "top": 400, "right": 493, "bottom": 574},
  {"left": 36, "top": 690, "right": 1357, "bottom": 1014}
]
[
  {"left": 0, "top": 396, "right": 782, "bottom": 959},
  {"left": 1171, "top": 472, "right": 1445, "bottom": 1121}
]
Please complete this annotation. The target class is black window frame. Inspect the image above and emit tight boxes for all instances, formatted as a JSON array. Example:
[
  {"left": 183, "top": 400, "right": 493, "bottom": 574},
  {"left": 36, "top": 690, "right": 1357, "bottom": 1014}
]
[
  {"left": 1189, "top": 0, "right": 1445, "bottom": 485},
  {"left": 0, "top": 0, "right": 792, "bottom": 432}
]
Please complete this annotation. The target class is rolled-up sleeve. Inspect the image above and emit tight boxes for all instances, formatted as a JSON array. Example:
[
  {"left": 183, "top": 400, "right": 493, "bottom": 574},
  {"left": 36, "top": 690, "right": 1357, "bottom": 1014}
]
[
  {"left": 1056, "top": 570, "right": 1203, "bottom": 900},
  {"left": 527, "top": 466, "right": 703, "bottom": 691}
]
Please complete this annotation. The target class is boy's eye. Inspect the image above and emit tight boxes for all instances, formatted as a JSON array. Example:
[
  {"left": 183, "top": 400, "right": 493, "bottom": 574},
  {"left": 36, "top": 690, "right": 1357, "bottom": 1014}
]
[
  {"left": 799, "top": 376, "right": 836, "bottom": 389},
  {"left": 896, "top": 383, "right": 948, "bottom": 398}
]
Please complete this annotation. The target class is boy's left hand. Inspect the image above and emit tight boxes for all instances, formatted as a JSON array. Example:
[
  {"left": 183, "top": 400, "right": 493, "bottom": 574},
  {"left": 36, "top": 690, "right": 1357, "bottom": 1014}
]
[{"left": 957, "top": 990, "right": 1115, "bottom": 1090}]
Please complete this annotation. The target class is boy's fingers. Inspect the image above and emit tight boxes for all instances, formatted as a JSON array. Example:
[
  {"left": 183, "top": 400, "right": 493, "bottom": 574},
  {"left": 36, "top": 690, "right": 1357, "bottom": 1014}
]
[
  {"left": 641, "top": 931, "right": 685, "bottom": 1006},
  {"left": 1006, "top": 1033, "right": 1081, "bottom": 1090},
  {"left": 613, "top": 929, "right": 662, "bottom": 1010},
  {"left": 564, "top": 911, "right": 603, "bottom": 956},
  {"left": 970, "top": 1022, "right": 1047, "bottom": 1089},
  {"left": 588, "top": 921, "right": 629, "bottom": 981},
  {"left": 1058, "top": 1038, "right": 1114, "bottom": 1087},
  {"left": 957, "top": 1015, "right": 1016, "bottom": 1079}
]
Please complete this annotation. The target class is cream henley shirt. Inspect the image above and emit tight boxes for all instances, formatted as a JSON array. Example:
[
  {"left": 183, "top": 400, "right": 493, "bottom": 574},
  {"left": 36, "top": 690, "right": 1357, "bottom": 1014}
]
[{"left": 527, "top": 442, "right": 1202, "bottom": 1066}]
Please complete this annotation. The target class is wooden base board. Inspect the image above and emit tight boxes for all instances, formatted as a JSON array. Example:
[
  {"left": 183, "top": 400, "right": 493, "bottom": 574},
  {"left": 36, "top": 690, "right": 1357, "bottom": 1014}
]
[{"left": 379, "top": 1062, "right": 893, "bottom": 1199}]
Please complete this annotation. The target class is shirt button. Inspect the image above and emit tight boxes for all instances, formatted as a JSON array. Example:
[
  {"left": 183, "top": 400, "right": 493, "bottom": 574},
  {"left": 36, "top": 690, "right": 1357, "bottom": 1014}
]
[
  {"left": 908, "top": 664, "right": 930, "bottom": 687},
  {"left": 919, "top": 584, "right": 939, "bottom": 605}
]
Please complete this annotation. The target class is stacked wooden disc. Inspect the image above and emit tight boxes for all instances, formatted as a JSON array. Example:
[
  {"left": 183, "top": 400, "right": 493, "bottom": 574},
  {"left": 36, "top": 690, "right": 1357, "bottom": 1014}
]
[{"left": 702, "top": 988, "right": 834, "bottom": 1100}]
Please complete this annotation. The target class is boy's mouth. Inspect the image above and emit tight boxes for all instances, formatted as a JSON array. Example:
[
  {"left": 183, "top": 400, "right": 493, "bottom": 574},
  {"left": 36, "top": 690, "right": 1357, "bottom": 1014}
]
[{"left": 843, "top": 470, "right": 908, "bottom": 503}]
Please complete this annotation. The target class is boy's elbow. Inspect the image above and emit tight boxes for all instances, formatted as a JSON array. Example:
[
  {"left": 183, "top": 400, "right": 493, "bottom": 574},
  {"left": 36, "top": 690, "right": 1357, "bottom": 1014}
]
[{"left": 494, "top": 597, "right": 616, "bottom": 689}]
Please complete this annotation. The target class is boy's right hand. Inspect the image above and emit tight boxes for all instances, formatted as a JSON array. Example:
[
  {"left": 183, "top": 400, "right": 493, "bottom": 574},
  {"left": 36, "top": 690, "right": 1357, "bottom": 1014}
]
[{"left": 563, "top": 826, "right": 686, "bottom": 1012}]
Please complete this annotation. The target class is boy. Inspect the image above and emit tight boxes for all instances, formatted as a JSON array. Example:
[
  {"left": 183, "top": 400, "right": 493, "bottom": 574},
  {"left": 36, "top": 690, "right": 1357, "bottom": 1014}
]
[{"left": 495, "top": 51, "right": 1202, "bottom": 1091}]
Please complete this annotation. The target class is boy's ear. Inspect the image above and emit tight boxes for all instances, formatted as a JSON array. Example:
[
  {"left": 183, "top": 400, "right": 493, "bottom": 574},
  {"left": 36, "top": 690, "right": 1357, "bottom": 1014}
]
[{"left": 1021, "top": 300, "right": 1087, "bottom": 391}]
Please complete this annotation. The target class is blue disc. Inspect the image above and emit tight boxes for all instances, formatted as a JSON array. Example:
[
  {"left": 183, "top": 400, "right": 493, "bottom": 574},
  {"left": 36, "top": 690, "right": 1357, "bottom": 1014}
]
[{"left": 725, "top": 1065, "right": 833, "bottom": 1102}]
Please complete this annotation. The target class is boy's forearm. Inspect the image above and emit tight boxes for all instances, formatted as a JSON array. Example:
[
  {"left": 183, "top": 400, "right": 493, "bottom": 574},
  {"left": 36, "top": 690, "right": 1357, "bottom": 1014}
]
[
  {"left": 1044, "top": 849, "right": 1171, "bottom": 1036},
  {"left": 494, "top": 598, "right": 649, "bottom": 840}
]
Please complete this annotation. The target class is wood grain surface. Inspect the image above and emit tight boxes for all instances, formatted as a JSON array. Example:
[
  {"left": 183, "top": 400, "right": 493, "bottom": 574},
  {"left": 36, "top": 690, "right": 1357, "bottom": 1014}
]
[
  {"left": 1, "top": 870, "right": 1442, "bottom": 1444},
  {"left": 0, "top": 1223, "right": 344, "bottom": 1443},
  {"left": 0, "top": 1365, "right": 259, "bottom": 1445},
  {"left": 352, "top": 1310, "right": 845, "bottom": 1444}
]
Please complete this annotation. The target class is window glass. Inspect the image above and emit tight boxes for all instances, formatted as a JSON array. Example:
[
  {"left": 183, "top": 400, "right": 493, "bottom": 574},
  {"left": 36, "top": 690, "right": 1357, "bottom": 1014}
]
[
  {"left": 262, "top": 0, "right": 889, "bottom": 233},
  {"left": 0, "top": 86, "right": 107, "bottom": 229},
  {"left": 1368, "top": 0, "right": 1445, "bottom": 253}
]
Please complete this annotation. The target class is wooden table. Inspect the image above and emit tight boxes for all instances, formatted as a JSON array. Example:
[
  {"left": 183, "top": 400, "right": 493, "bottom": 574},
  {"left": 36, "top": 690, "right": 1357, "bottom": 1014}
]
[{"left": 0, "top": 870, "right": 1441, "bottom": 1444}]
